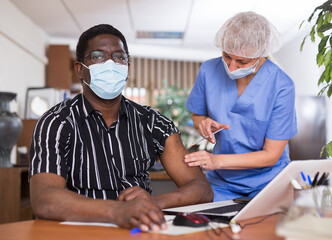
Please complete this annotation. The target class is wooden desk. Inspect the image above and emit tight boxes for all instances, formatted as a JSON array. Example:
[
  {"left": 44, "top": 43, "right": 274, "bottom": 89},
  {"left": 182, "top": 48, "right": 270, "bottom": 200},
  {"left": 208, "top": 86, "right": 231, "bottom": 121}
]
[{"left": 0, "top": 214, "right": 284, "bottom": 240}]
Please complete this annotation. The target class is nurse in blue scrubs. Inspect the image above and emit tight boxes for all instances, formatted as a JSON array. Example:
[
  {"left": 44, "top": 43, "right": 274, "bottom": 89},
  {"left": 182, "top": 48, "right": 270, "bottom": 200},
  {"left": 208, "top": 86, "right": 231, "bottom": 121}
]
[{"left": 184, "top": 11, "right": 297, "bottom": 202}]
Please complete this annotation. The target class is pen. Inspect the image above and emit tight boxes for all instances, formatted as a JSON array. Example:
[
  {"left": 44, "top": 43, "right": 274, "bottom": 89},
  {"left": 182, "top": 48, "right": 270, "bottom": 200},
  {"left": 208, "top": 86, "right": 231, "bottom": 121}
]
[
  {"left": 321, "top": 172, "right": 329, "bottom": 185},
  {"left": 300, "top": 171, "right": 306, "bottom": 182},
  {"left": 130, "top": 228, "right": 142, "bottom": 234},
  {"left": 188, "top": 128, "right": 224, "bottom": 148},
  {"left": 307, "top": 175, "right": 312, "bottom": 185},
  {"left": 300, "top": 171, "right": 307, "bottom": 185},
  {"left": 311, "top": 172, "right": 320, "bottom": 187},
  {"left": 316, "top": 172, "right": 326, "bottom": 186}
]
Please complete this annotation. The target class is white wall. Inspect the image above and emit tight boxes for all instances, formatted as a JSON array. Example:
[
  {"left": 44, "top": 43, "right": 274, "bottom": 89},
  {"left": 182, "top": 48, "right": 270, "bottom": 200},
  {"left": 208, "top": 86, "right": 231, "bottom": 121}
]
[
  {"left": 0, "top": 0, "right": 48, "bottom": 117},
  {"left": 273, "top": 26, "right": 322, "bottom": 96},
  {"left": 273, "top": 25, "right": 332, "bottom": 146}
]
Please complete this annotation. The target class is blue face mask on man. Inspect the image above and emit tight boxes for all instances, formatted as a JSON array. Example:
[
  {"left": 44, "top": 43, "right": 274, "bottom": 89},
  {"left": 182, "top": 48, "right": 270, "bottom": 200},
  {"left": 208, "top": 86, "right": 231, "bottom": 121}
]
[
  {"left": 81, "top": 59, "right": 128, "bottom": 100},
  {"left": 222, "top": 58, "right": 259, "bottom": 80}
]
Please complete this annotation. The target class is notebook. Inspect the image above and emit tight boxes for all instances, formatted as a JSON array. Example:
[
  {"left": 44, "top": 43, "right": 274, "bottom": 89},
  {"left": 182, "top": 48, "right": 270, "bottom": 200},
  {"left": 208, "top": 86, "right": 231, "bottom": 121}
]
[{"left": 163, "top": 159, "right": 332, "bottom": 222}]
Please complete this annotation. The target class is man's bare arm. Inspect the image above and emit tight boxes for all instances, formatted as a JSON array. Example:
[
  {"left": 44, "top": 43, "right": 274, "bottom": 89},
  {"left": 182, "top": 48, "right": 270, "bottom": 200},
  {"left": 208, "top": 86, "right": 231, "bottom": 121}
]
[
  {"left": 154, "top": 133, "right": 213, "bottom": 208},
  {"left": 30, "top": 173, "right": 166, "bottom": 231}
]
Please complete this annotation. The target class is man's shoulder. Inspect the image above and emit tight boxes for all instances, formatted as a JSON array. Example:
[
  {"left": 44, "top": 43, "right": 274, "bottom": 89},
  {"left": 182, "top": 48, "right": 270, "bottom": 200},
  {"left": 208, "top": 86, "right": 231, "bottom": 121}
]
[
  {"left": 122, "top": 97, "right": 175, "bottom": 129},
  {"left": 123, "top": 97, "right": 160, "bottom": 116},
  {"left": 39, "top": 94, "right": 81, "bottom": 122}
]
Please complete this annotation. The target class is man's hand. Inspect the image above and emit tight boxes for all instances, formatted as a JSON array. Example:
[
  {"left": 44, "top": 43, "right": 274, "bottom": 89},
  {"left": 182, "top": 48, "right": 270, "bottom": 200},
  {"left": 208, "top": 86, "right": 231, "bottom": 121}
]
[
  {"left": 117, "top": 186, "right": 151, "bottom": 201},
  {"left": 116, "top": 186, "right": 166, "bottom": 232},
  {"left": 114, "top": 197, "right": 167, "bottom": 232}
]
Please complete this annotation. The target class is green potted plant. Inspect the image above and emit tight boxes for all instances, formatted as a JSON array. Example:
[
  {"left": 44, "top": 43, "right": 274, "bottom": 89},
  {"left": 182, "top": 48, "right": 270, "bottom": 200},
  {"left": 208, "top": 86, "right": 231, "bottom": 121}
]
[
  {"left": 300, "top": 0, "right": 332, "bottom": 157},
  {"left": 154, "top": 83, "right": 193, "bottom": 147}
]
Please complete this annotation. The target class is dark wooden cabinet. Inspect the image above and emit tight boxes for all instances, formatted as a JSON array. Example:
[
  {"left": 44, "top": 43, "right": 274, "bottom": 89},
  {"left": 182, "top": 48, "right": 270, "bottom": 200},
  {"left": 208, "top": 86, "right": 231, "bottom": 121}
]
[
  {"left": 46, "top": 44, "right": 80, "bottom": 94},
  {"left": 47, "top": 45, "right": 71, "bottom": 89},
  {"left": 0, "top": 167, "right": 33, "bottom": 224}
]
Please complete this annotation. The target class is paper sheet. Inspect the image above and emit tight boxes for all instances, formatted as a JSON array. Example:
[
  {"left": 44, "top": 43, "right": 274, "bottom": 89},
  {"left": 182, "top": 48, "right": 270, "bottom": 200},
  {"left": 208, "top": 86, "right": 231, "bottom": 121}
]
[
  {"left": 60, "top": 221, "right": 118, "bottom": 227},
  {"left": 60, "top": 215, "right": 228, "bottom": 236}
]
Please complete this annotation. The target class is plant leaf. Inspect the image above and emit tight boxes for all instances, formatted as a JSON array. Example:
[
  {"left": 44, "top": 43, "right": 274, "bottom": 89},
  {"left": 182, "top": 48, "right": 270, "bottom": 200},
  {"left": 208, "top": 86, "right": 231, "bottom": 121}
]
[
  {"left": 318, "top": 84, "right": 329, "bottom": 96},
  {"left": 310, "top": 25, "right": 316, "bottom": 42},
  {"left": 320, "top": 145, "right": 326, "bottom": 158},
  {"left": 326, "top": 140, "right": 332, "bottom": 158},
  {"left": 317, "top": 13, "right": 323, "bottom": 30},
  {"left": 317, "top": 51, "right": 325, "bottom": 66},
  {"left": 318, "top": 73, "right": 325, "bottom": 85},
  {"left": 309, "top": 2, "right": 327, "bottom": 22},
  {"left": 324, "top": 65, "right": 331, "bottom": 80},
  {"left": 318, "top": 23, "right": 332, "bottom": 32},
  {"left": 300, "top": 35, "right": 309, "bottom": 51},
  {"left": 318, "top": 32, "right": 325, "bottom": 38},
  {"left": 327, "top": 11, "right": 332, "bottom": 23},
  {"left": 328, "top": 84, "right": 332, "bottom": 97},
  {"left": 299, "top": 19, "right": 306, "bottom": 29},
  {"left": 319, "top": 36, "right": 329, "bottom": 52},
  {"left": 324, "top": 48, "right": 332, "bottom": 66}
]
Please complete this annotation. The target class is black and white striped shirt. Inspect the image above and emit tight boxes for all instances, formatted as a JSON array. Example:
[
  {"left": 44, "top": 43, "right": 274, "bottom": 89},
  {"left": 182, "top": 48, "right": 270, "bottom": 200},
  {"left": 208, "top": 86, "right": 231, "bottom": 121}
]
[{"left": 29, "top": 94, "right": 179, "bottom": 200}]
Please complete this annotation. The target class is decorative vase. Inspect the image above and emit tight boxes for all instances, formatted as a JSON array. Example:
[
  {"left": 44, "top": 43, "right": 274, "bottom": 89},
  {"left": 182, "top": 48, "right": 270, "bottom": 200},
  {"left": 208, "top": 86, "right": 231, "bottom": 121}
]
[{"left": 0, "top": 92, "right": 22, "bottom": 168}]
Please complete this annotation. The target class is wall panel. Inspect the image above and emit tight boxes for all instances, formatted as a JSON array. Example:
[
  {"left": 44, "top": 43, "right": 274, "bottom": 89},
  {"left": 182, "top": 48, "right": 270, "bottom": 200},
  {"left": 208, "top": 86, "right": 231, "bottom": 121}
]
[{"left": 125, "top": 57, "right": 201, "bottom": 105}]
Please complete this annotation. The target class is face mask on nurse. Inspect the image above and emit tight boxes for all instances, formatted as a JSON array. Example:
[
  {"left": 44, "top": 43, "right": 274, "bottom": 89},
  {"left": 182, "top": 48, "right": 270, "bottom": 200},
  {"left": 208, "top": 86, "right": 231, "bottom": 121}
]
[{"left": 222, "top": 57, "right": 259, "bottom": 80}]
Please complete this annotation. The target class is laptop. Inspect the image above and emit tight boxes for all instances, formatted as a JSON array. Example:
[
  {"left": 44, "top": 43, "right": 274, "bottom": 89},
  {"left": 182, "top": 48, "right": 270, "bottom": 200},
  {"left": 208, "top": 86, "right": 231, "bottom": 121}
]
[{"left": 163, "top": 159, "right": 332, "bottom": 222}]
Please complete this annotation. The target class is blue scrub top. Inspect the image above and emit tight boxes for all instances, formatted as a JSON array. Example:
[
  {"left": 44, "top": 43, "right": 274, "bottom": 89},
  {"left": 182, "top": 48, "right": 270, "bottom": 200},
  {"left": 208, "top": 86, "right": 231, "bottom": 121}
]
[{"left": 186, "top": 57, "right": 297, "bottom": 201}]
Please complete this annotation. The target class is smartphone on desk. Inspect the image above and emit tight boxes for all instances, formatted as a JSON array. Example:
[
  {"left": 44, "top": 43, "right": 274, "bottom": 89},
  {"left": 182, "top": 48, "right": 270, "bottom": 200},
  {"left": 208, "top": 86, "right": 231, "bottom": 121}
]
[{"left": 233, "top": 196, "right": 252, "bottom": 204}]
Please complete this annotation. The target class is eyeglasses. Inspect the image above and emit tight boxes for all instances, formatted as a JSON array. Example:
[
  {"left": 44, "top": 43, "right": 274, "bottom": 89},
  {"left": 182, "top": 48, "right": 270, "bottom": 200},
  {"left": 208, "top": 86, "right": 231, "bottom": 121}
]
[{"left": 84, "top": 50, "right": 129, "bottom": 65}]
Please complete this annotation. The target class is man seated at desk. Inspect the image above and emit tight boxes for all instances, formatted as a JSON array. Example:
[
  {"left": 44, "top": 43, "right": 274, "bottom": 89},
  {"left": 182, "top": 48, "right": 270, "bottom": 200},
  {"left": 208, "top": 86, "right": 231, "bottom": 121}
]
[{"left": 29, "top": 24, "right": 213, "bottom": 232}]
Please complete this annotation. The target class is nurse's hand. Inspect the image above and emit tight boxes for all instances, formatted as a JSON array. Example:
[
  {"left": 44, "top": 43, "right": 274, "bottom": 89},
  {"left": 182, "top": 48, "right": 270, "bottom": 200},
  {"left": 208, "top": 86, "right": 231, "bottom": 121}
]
[
  {"left": 197, "top": 118, "right": 229, "bottom": 143},
  {"left": 184, "top": 151, "right": 219, "bottom": 170}
]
